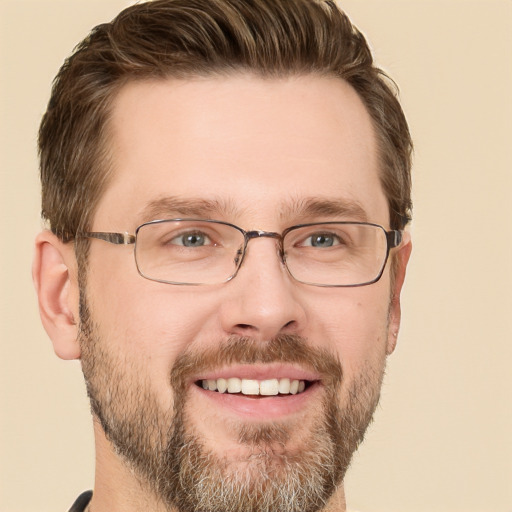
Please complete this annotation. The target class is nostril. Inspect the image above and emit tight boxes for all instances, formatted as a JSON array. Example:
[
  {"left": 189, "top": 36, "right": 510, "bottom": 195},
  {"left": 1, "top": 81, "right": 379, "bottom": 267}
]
[{"left": 235, "top": 323, "right": 254, "bottom": 331}]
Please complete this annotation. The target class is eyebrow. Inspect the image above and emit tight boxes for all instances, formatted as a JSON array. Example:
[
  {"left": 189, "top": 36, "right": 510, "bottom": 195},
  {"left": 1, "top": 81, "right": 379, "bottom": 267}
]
[
  {"left": 138, "top": 196, "right": 242, "bottom": 223},
  {"left": 138, "top": 195, "right": 368, "bottom": 225},
  {"left": 281, "top": 197, "right": 369, "bottom": 223}
]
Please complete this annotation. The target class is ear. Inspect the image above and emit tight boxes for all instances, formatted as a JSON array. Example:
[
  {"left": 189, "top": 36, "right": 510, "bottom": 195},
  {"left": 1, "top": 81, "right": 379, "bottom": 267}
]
[
  {"left": 33, "top": 230, "right": 81, "bottom": 360},
  {"left": 386, "top": 232, "right": 412, "bottom": 355}
]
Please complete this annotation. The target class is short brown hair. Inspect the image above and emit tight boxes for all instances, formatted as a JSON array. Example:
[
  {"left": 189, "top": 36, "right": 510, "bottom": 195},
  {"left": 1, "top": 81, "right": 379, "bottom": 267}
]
[{"left": 38, "top": 0, "right": 412, "bottom": 240}]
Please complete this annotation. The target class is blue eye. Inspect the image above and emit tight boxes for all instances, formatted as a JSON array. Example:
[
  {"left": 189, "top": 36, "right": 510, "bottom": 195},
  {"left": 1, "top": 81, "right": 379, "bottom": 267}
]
[
  {"left": 312, "top": 234, "right": 333, "bottom": 247},
  {"left": 303, "top": 233, "right": 340, "bottom": 248},
  {"left": 172, "top": 232, "right": 210, "bottom": 247}
]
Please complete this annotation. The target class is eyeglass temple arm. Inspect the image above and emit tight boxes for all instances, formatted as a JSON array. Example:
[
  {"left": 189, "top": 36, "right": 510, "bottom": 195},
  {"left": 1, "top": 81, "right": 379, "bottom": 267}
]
[
  {"left": 387, "top": 230, "right": 403, "bottom": 249},
  {"left": 79, "top": 232, "right": 136, "bottom": 245}
]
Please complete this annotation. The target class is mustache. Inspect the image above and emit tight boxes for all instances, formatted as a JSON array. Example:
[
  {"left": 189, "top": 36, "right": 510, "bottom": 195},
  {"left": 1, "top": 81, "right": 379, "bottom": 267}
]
[{"left": 170, "top": 334, "right": 343, "bottom": 393}]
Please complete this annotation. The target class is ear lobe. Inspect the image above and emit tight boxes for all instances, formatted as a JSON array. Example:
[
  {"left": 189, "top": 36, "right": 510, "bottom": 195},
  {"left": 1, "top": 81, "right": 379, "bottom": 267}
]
[
  {"left": 386, "top": 233, "right": 412, "bottom": 355},
  {"left": 33, "top": 231, "right": 81, "bottom": 360}
]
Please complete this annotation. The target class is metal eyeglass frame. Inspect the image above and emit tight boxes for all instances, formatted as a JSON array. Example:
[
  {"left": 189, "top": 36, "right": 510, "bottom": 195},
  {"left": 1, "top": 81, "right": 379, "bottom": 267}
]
[{"left": 76, "top": 218, "right": 403, "bottom": 287}]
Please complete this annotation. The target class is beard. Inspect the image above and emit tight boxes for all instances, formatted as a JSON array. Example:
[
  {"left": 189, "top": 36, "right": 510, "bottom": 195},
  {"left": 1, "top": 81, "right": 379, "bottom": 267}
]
[{"left": 79, "top": 291, "right": 386, "bottom": 512}]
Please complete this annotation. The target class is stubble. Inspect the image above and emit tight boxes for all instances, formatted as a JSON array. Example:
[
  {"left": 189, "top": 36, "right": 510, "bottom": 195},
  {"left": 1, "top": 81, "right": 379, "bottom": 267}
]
[{"left": 79, "top": 290, "right": 385, "bottom": 512}]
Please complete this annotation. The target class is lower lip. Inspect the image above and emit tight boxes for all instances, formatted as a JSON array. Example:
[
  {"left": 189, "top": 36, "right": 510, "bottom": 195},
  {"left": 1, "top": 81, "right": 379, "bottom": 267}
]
[{"left": 191, "top": 382, "right": 322, "bottom": 420}]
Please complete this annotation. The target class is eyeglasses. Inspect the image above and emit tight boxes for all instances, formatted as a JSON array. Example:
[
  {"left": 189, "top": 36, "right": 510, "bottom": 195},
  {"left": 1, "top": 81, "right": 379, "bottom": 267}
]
[{"left": 78, "top": 219, "right": 403, "bottom": 287}]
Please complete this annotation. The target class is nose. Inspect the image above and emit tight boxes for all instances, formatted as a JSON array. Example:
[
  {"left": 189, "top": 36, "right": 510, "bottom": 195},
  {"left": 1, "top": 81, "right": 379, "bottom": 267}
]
[{"left": 218, "top": 236, "right": 307, "bottom": 341}]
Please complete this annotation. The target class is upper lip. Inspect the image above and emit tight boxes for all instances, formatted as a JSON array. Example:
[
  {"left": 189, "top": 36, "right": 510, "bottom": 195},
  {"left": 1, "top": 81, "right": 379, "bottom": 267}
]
[{"left": 192, "top": 363, "right": 322, "bottom": 383}]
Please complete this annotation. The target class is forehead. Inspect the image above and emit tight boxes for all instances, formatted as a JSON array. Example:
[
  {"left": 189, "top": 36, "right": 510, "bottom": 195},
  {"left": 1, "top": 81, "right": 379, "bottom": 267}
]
[{"left": 96, "top": 74, "right": 387, "bottom": 229}]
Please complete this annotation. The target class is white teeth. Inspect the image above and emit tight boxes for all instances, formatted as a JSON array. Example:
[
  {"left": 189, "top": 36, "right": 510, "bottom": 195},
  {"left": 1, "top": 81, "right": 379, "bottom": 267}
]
[
  {"left": 260, "top": 379, "right": 279, "bottom": 396},
  {"left": 227, "top": 377, "right": 242, "bottom": 393},
  {"left": 217, "top": 378, "right": 228, "bottom": 393},
  {"left": 241, "top": 379, "right": 259, "bottom": 395},
  {"left": 201, "top": 377, "right": 308, "bottom": 396},
  {"left": 278, "top": 378, "right": 291, "bottom": 394},
  {"left": 289, "top": 379, "right": 299, "bottom": 395}
]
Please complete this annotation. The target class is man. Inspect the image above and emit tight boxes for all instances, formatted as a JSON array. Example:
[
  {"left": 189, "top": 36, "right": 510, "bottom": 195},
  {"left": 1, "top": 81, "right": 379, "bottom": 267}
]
[{"left": 33, "top": 0, "right": 412, "bottom": 511}]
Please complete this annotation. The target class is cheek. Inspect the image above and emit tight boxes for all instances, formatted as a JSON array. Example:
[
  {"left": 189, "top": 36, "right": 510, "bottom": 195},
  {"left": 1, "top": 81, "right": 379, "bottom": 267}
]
[
  {"left": 305, "top": 284, "right": 391, "bottom": 374},
  {"left": 91, "top": 285, "right": 213, "bottom": 352},
  {"left": 85, "top": 249, "right": 223, "bottom": 394}
]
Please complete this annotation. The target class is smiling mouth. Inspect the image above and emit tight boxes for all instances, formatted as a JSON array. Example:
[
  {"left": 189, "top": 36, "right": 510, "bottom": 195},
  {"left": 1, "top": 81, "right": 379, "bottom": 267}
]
[{"left": 195, "top": 378, "right": 316, "bottom": 396}]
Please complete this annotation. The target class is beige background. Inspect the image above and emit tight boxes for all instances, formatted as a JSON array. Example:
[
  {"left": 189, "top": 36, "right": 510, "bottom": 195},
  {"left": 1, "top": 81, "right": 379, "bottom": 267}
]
[{"left": 1, "top": 1, "right": 511, "bottom": 511}]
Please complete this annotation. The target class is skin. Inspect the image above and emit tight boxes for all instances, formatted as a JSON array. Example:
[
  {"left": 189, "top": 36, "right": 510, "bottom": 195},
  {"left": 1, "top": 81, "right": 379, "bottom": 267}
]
[{"left": 33, "top": 74, "right": 411, "bottom": 512}]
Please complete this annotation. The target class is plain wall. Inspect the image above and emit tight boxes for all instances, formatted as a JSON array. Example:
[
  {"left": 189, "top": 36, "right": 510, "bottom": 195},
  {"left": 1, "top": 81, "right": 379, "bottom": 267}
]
[{"left": 0, "top": 1, "right": 510, "bottom": 511}]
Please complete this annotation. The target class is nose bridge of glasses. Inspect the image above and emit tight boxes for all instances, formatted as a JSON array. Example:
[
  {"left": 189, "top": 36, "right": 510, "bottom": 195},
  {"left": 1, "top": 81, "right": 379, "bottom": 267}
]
[
  {"left": 243, "top": 230, "right": 285, "bottom": 261},
  {"left": 246, "top": 230, "right": 281, "bottom": 240}
]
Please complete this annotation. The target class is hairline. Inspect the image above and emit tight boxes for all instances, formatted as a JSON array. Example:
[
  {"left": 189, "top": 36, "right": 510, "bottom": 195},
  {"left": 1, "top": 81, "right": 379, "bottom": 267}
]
[
  {"left": 76, "top": 70, "right": 401, "bottom": 295},
  {"left": 81, "top": 69, "right": 394, "bottom": 244}
]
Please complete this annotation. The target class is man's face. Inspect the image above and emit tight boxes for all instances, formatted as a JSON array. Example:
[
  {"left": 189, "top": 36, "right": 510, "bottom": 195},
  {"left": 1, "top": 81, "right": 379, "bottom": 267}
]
[{"left": 79, "top": 74, "right": 406, "bottom": 512}]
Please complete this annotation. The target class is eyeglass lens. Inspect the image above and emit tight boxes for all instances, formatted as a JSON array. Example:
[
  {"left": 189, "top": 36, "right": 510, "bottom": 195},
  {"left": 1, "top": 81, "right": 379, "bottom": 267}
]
[{"left": 134, "top": 220, "right": 390, "bottom": 286}]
